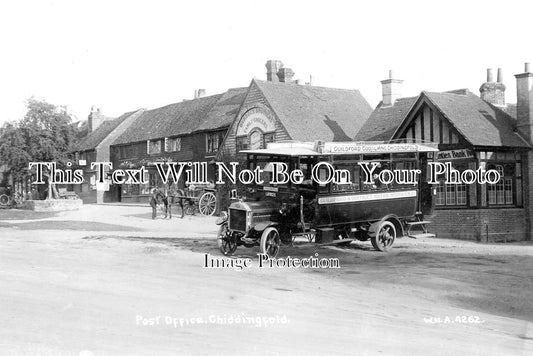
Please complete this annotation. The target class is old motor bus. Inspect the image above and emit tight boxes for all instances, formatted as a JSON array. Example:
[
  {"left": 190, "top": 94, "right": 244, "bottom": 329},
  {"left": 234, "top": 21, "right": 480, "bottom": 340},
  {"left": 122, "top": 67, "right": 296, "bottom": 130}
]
[{"left": 216, "top": 141, "right": 438, "bottom": 257}]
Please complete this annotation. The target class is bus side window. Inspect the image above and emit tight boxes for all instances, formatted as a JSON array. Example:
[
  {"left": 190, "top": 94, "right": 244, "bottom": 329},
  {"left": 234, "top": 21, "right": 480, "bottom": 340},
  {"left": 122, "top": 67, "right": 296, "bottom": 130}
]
[
  {"left": 332, "top": 164, "right": 360, "bottom": 193},
  {"left": 392, "top": 161, "right": 418, "bottom": 188},
  {"left": 362, "top": 161, "right": 391, "bottom": 191},
  {"left": 298, "top": 161, "right": 314, "bottom": 188},
  {"left": 317, "top": 166, "right": 330, "bottom": 194}
]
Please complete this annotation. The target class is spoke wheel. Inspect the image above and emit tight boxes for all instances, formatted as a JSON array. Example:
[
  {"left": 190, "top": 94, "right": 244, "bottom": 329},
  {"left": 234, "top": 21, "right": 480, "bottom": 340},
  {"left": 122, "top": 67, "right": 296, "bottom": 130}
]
[
  {"left": 217, "top": 224, "right": 237, "bottom": 256},
  {"left": 199, "top": 192, "right": 216, "bottom": 216},
  {"left": 371, "top": 221, "right": 396, "bottom": 252},
  {"left": 260, "top": 227, "right": 281, "bottom": 258}
]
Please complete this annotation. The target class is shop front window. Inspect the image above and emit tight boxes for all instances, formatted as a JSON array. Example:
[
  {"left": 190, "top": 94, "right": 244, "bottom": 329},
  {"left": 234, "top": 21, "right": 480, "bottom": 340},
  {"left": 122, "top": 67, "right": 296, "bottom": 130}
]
[
  {"left": 486, "top": 163, "right": 514, "bottom": 206},
  {"left": 434, "top": 159, "right": 470, "bottom": 207}
]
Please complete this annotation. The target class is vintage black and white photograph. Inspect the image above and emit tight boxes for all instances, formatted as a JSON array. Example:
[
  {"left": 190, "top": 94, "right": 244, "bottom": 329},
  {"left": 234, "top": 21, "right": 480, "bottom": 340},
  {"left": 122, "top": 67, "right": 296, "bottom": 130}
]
[{"left": 0, "top": 0, "right": 532, "bottom": 355}]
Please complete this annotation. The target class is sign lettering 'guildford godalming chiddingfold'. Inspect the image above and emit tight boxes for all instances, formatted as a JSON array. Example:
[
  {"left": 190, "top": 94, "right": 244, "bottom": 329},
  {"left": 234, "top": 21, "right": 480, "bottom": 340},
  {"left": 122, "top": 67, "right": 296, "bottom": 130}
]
[{"left": 28, "top": 159, "right": 501, "bottom": 191}]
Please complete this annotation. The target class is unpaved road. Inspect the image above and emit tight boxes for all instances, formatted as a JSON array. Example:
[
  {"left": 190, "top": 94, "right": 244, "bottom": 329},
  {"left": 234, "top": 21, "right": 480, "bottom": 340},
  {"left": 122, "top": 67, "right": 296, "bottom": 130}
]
[{"left": 0, "top": 205, "right": 532, "bottom": 355}]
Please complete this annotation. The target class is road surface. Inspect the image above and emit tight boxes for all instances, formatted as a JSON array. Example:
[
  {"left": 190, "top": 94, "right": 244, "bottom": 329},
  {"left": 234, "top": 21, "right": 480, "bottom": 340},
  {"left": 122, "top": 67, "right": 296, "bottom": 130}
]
[{"left": 0, "top": 205, "right": 532, "bottom": 355}]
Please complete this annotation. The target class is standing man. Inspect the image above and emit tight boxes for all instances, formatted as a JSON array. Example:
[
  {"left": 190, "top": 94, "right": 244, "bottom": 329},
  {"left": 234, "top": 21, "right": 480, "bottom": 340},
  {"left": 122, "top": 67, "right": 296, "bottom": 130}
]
[
  {"left": 163, "top": 186, "right": 172, "bottom": 219},
  {"left": 150, "top": 188, "right": 160, "bottom": 220}
]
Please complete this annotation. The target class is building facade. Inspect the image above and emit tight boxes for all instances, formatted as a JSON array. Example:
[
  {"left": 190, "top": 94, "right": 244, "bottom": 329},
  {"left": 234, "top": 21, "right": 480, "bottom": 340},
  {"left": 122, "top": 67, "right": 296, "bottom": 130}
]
[
  {"left": 355, "top": 65, "right": 533, "bottom": 241},
  {"left": 77, "top": 60, "right": 372, "bottom": 206},
  {"left": 218, "top": 61, "right": 373, "bottom": 159},
  {"left": 108, "top": 88, "right": 248, "bottom": 203},
  {"left": 73, "top": 108, "right": 144, "bottom": 203}
]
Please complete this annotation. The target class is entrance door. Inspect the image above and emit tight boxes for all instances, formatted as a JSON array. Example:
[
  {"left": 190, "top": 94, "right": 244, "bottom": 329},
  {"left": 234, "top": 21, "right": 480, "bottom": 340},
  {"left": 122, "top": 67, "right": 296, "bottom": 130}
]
[{"left": 418, "top": 153, "right": 435, "bottom": 216}]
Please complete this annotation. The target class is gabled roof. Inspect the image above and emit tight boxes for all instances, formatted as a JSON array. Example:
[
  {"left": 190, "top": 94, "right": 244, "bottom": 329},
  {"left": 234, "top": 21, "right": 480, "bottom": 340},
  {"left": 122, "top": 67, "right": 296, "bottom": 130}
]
[
  {"left": 195, "top": 87, "right": 248, "bottom": 132},
  {"left": 76, "top": 110, "right": 138, "bottom": 151},
  {"left": 112, "top": 88, "right": 248, "bottom": 145},
  {"left": 422, "top": 91, "right": 529, "bottom": 148},
  {"left": 112, "top": 95, "right": 223, "bottom": 145},
  {"left": 356, "top": 90, "right": 530, "bottom": 148},
  {"left": 254, "top": 79, "right": 373, "bottom": 142},
  {"left": 354, "top": 97, "right": 417, "bottom": 141}
]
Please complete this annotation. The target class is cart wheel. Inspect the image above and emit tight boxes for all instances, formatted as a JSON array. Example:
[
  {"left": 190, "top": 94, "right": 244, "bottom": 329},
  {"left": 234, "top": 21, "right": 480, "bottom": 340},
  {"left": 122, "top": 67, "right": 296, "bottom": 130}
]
[
  {"left": 260, "top": 227, "right": 281, "bottom": 258},
  {"left": 370, "top": 221, "right": 396, "bottom": 252},
  {"left": 198, "top": 192, "right": 216, "bottom": 216},
  {"left": 217, "top": 223, "right": 238, "bottom": 256}
]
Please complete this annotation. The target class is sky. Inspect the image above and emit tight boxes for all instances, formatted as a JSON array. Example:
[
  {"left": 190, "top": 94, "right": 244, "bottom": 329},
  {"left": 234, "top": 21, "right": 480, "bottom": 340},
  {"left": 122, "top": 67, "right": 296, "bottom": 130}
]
[{"left": 0, "top": 0, "right": 532, "bottom": 125}]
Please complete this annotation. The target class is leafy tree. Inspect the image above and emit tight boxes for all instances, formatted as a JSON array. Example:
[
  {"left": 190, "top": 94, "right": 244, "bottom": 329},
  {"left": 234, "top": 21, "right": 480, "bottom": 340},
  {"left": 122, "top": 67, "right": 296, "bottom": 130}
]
[
  {"left": 0, "top": 98, "right": 77, "bottom": 199},
  {"left": 0, "top": 122, "right": 30, "bottom": 182}
]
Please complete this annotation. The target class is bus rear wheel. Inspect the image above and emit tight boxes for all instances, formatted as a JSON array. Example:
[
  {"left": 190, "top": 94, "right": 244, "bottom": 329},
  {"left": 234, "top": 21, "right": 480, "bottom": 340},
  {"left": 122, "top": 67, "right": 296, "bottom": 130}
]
[{"left": 371, "top": 221, "right": 396, "bottom": 252}]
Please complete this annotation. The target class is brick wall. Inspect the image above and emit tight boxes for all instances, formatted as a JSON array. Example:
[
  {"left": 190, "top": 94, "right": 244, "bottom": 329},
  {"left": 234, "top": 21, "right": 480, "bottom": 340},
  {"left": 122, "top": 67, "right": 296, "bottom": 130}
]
[
  {"left": 430, "top": 208, "right": 527, "bottom": 242},
  {"left": 524, "top": 152, "right": 533, "bottom": 239},
  {"left": 108, "top": 131, "right": 226, "bottom": 202},
  {"left": 479, "top": 82, "right": 506, "bottom": 106}
]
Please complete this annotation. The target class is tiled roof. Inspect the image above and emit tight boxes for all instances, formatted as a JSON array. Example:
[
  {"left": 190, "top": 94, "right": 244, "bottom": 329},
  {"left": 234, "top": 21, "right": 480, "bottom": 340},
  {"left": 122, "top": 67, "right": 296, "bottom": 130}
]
[
  {"left": 112, "top": 88, "right": 248, "bottom": 145},
  {"left": 423, "top": 91, "right": 529, "bottom": 148},
  {"left": 356, "top": 90, "right": 529, "bottom": 148},
  {"left": 254, "top": 80, "right": 373, "bottom": 142},
  {"left": 501, "top": 103, "right": 517, "bottom": 119},
  {"left": 195, "top": 87, "right": 248, "bottom": 132},
  {"left": 354, "top": 97, "right": 417, "bottom": 141},
  {"left": 76, "top": 111, "right": 137, "bottom": 151},
  {"left": 112, "top": 95, "right": 223, "bottom": 145}
]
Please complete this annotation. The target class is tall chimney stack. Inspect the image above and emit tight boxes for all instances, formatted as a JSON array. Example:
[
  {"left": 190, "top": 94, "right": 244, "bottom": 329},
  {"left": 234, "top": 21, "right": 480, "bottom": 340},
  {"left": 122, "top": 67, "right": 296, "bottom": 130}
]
[
  {"left": 194, "top": 89, "right": 206, "bottom": 99},
  {"left": 515, "top": 62, "right": 533, "bottom": 240},
  {"left": 277, "top": 67, "right": 295, "bottom": 83},
  {"left": 515, "top": 62, "right": 533, "bottom": 142},
  {"left": 88, "top": 106, "right": 106, "bottom": 132},
  {"left": 487, "top": 68, "right": 494, "bottom": 82},
  {"left": 265, "top": 60, "right": 283, "bottom": 82},
  {"left": 480, "top": 67, "right": 506, "bottom": 106},
  {"left": 381, "top": 70, "right": 403, "bottom": 106}
]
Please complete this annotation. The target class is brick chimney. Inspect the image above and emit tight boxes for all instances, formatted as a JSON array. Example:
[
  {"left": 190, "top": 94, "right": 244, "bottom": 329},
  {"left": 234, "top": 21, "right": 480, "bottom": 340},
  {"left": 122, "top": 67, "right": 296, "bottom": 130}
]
[
  {"left": 265, "top": 60, "right": 283, "bottom": 82},
  {"left": 515, "top": 63, "right": 533, "bottom": 142},
  {"left": 194, "top": 89, "right": 206, "bottom": 99},
  {"left": 88, "top": 106, "right": 106, "bottom": 132},
  {"left": 480, "top": 68, "right": 506, "bottom": 106},
  {"left": 381, "top": 70, "right": 403, "bottom": 106},
  {"left": 277, "top": 67, "right": 295, "bottom": 83}
]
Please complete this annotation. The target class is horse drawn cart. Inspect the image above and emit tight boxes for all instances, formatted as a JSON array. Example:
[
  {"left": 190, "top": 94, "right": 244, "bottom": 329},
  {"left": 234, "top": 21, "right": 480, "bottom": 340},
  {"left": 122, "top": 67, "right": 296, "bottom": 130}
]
[{"left": 174, "top": 184, "right": 217, "bottom": 218}]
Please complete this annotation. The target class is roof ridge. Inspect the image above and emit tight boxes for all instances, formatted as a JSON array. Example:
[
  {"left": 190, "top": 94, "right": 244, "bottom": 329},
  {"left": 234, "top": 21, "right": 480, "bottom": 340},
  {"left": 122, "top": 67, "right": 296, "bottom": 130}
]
[
  {"left": 423, "top": 89, "right": 472, "bottom": 96},
  {"left": 143, "top": 92, "right": 225, "bottom": 113},
  {"left": 253, "top": 78, "right": 362, "bottom": 93}
]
